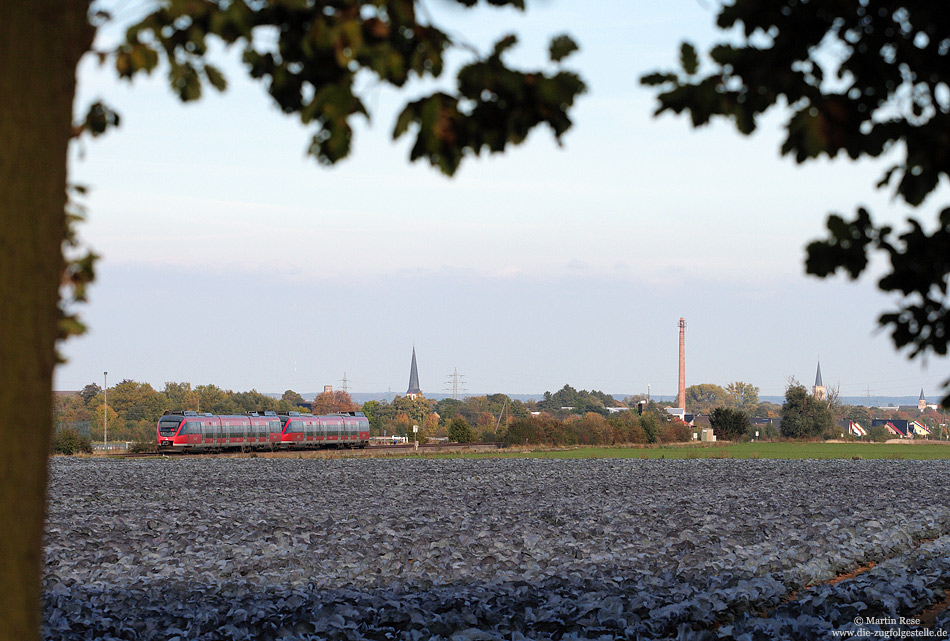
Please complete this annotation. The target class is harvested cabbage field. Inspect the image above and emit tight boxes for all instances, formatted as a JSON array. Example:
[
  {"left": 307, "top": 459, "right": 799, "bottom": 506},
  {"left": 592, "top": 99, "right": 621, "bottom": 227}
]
[{"left": 44, "top": 457, "right": 950, "bottom": 640}]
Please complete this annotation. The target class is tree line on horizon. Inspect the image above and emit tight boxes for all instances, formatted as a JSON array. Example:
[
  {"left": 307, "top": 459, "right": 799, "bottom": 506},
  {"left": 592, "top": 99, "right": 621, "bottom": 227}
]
[{"left": 53, "top": 380, "right": 949, "bottom": 451}]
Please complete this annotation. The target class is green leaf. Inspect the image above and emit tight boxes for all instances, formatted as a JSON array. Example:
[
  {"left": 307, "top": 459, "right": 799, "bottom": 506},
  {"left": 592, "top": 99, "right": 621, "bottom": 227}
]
[
  {"left": 492, "top": 34, "right": 518, "bottom": 58},
  {"left": 204, "top": 64, "right": 228, "bottom": 92},
  {"left": 548, "top": 34, "right": 579, "bottom": 63},
  {"left": 80, "top": 101, "right": 121, "bottom": 137},
  {"left": 679, "top": 42, "right": 699, "bottom": 76},
  {"left": 640, "top": 72, "right": 677, "bottom": 87},
  {"left": 393, "top": 105, "right": 415, "bottom": 139}
]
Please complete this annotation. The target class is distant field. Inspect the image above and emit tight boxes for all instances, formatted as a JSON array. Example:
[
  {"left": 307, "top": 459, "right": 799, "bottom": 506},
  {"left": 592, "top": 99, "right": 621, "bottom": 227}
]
[{"left": 420, "top": 441, "right": 950, "bottom": 460}]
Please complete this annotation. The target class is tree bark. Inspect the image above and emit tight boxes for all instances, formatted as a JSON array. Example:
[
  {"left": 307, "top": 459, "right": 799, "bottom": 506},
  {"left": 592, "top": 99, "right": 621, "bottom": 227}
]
[{"left": 0, "top": 3, "right": 92, "bottom": 640}]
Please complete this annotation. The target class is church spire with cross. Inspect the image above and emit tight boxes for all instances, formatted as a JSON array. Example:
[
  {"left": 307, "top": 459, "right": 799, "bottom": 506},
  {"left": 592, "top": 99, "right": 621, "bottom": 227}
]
[{"left": 406, "top": 346, "right": 422, "bottom": 399}]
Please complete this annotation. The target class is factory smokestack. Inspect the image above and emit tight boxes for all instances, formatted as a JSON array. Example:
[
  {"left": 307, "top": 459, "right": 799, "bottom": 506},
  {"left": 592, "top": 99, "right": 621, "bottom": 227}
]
[{"left": 677, "top": 318, "right": 686, "bottom": 410}]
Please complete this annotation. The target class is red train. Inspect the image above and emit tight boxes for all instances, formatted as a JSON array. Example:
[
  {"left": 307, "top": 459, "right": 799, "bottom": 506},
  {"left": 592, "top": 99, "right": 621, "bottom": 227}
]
[{"left": 157, "top": 410, "right": 370, "bottom": 451}]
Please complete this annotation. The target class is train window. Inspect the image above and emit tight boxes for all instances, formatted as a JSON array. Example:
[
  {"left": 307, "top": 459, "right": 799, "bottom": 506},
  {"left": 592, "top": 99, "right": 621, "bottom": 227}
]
[{"left": 159, "top": 419, "right": 182, "bottom": 435}]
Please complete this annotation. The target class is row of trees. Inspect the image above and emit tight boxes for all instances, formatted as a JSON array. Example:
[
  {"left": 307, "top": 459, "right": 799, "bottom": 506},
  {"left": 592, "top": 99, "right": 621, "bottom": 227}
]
[
  {"left": 708, "top": 382, "right": 950, "bottom": 442},
  {"left": 438, "top": 408, "right": 690, "bottom": 447},
  {"left": 683, "top": 382, "right": 761, "bottom": 415},
  {"left": 536, "top": 385, "right": 620, "bottom": 415},
  {"left": 54, "top": 380, "right": 699, "bottom": 447},
  {"left": 704, "top": 383, "right": 835, "bottom": 442},
  {"left": 56, "top": 378, "right": 949, "bottom": 447},
  {"left": 55, "top": 381, "right": 321, "bottom": 443}
]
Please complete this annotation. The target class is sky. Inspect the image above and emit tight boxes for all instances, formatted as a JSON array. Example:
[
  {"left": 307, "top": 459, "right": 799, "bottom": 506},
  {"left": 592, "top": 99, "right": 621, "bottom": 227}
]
[{"left": 56, "top": 0, "right": 950, "bottom": 400}]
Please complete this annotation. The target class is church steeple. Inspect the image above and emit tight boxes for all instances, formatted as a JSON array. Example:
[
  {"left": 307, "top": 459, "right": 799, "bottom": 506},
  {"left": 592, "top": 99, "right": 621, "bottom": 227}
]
[
  {"left": 919, "top": 388, "right": 927, "bottom": 411},
  {"left": 812, "top": 360, "right": 826, "bottom": 401},
  {"left": 406, "top": 346, "right": 421, "bottom": 399}
]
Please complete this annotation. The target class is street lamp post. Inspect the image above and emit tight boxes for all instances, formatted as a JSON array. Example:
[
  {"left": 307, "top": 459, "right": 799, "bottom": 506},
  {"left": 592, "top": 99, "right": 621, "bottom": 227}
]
[{"left": 103, "top": 371, "right": 108, "bottom": 448}]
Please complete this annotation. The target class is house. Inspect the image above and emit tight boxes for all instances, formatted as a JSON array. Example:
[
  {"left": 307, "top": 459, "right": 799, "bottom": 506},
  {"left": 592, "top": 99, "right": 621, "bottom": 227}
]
[
  {"left": 750, "top": 417, "right": 782, "bottom": 430},
  {"left": 909, "top": 420, "right": 932, "bottom": 437},
  {"left": 871, "top": 419, "right": 905, "bottom": 437},
  {"left": 666, "top": 407, "right": 686, "bottom": 420},
  {"left": 839, "top": 419, "right": 867, "bottom": 437},
  {"left": 870, "top": 419, "right": 928, "bottom": 438},
  {"left": 874, "top": 419, "right": 908, "bottom": 437}
]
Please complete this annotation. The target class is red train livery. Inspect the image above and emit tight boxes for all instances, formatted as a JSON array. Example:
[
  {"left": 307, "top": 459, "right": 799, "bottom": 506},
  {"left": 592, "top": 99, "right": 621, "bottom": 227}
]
[{"left": 157, "top": 410, "right": 370, "bottom": 450}]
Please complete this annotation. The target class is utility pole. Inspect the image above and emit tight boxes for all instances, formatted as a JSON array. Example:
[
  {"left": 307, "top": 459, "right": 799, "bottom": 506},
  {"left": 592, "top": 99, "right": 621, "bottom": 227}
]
[
  {"left": 443, "top": 367, "right": 467, "bottom": 400},
  {"left": 493, "top": 397, "right": 510, "bottom": 436},
  {"left": 340, "top": 372, "right": 350, "bottom": 393},
  {"left": 103, "top": 371, "right": 108, "bottom": 448}
]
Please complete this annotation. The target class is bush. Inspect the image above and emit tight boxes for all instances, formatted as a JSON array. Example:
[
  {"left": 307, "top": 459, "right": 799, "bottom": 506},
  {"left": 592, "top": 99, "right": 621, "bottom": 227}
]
[
  {"left": 128, "top": 440, "right": 158, "bottom": 453},
  {"left": 50, "top": 428, "right": 92, "bottom": 455},
  {"left": 476, "top": 427, "right": 500, "bottom": 442},
  {"left": 640, "top": 412, "right": 662, "bottom": 444},
  {"left": 868, "top": 425, "right": 891, "bottom": 442},
  {"left": 658, "top": 421, "right": 691, "bottom": 443},
  {"left": 709, "top": 407, "right": 750, "bottom": 441},
  {"left": 447, "top": 417, "right": 475, "bottom": 443},
  {"left": 502, "top": 415, "right": 567, "bottom": 446},
  {"left": 607, "top": 412, "right": 648, "bottom": 444}
]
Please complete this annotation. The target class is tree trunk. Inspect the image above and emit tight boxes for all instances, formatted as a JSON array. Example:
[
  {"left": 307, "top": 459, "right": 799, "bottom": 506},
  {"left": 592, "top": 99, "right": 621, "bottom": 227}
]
[{"left": 0, "top": 3, "right": 92, "bottom": 640}]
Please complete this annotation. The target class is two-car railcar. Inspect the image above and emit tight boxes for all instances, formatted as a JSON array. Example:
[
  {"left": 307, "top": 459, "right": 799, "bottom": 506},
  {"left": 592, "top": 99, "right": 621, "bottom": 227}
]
[{"left": 157, "top": 410, "right": 370, "bottom": 451}]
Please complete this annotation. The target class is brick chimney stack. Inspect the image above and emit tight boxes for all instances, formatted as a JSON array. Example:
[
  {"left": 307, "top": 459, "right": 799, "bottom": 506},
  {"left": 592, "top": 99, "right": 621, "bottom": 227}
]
[{"left": 677, "top": 318, "right": 686, "bottom": 410}]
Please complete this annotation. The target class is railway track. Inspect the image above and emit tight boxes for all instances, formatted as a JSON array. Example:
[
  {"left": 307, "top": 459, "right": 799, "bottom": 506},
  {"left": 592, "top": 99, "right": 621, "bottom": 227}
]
[{"left": 115, "top": 442, "right": 506, "bottom": 458}]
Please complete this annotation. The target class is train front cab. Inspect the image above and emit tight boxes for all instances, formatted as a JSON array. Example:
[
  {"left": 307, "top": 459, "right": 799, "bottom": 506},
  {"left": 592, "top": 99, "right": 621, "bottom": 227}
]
[
  {"left": 158, "top": 411, "right": 283, "bottom": 450},
  {"left": 158, "top": 411, "right": 219, "bottom": 450},
  {"left": 157, "top": 412, "right": 187, "bottom": 448},
  {"left": 279, "top": 412, "right": 325, "bottom": 447}
]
